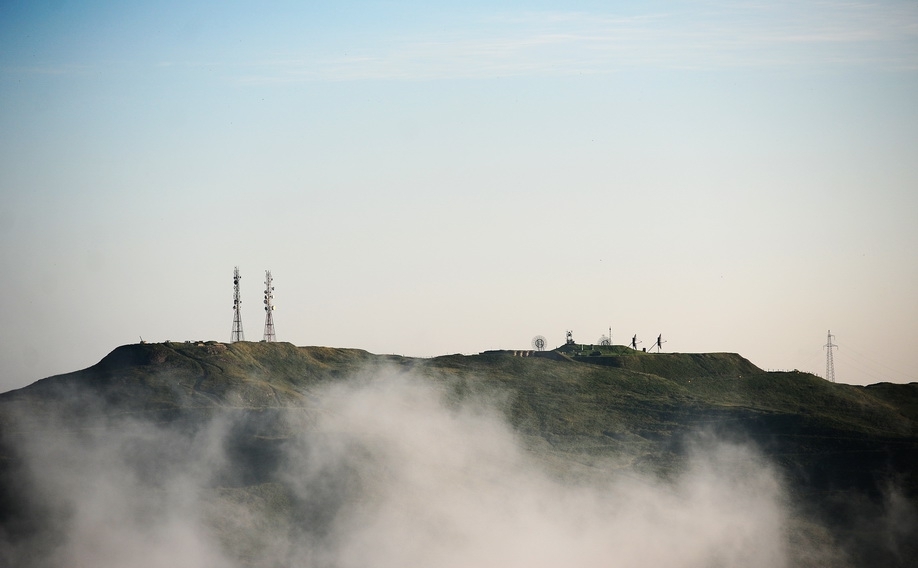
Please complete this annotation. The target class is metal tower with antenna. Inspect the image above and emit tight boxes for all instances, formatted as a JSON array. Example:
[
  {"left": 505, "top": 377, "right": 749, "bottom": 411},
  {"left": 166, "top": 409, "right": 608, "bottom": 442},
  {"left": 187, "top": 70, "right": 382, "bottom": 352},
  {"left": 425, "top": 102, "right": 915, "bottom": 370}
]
[
  {"left": 597, "top": 327, "right": 612, "bottom": 346},
  {"left": 263, "top": 270, "right": 276, "bottom": 342},
  {"left": 231, "top": 267, "right": 245, "bottom": 342},
  {"left": 824, "top": 330, "right": 837, "bottom": 383}
]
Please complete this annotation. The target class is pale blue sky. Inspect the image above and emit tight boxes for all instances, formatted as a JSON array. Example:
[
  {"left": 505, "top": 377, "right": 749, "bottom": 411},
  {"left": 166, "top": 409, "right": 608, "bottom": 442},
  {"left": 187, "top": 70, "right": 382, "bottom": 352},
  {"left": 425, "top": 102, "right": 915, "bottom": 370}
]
[{"left": 1, "top": 1, "right": 916, "bottom": 390}]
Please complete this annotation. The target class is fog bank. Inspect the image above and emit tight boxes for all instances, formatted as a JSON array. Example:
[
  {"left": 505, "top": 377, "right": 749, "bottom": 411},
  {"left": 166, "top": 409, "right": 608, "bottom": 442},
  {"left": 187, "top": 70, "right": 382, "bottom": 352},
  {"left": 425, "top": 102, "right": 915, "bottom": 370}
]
[{"left": 1, "top": 370, "right": 843, "bottom": 567}]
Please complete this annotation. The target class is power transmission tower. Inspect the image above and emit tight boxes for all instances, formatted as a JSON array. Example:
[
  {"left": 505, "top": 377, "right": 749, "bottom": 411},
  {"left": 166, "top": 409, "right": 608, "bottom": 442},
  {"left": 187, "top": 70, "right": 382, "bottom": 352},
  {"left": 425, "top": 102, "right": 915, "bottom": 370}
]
[
  {"left": 263, "top": 270, "right": 276, "bottom": 342},
  {"left": 824, "top": 330, "right": 837, "bottom": 383},
  {"left": 231, "top": 267, "right": 245, "bottom": 342}
]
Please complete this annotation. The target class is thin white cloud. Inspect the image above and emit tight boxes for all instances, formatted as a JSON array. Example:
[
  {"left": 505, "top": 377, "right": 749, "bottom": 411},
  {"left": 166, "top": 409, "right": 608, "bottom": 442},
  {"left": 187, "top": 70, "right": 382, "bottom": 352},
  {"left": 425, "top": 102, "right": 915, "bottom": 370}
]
[
  {"left": 0, "top": 63, "right": 94, "bottom": 76},
  {"left": 235, "top": 1, "right": 918, "bottom": 84}
]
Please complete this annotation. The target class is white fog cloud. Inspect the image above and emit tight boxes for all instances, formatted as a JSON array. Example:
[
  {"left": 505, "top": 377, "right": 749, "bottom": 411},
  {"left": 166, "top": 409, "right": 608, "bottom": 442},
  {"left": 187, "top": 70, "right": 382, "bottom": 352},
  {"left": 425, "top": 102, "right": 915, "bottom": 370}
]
[{"left": 1, "top": 369, "right": 846, "bottom": 567}]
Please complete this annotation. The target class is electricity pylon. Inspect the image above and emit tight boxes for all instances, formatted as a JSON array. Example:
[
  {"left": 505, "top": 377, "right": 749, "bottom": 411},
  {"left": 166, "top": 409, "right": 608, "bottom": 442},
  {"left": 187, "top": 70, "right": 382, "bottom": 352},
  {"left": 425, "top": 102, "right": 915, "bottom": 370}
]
[{"left": 824, "top": 330, "right": 837, "bottom": 383}]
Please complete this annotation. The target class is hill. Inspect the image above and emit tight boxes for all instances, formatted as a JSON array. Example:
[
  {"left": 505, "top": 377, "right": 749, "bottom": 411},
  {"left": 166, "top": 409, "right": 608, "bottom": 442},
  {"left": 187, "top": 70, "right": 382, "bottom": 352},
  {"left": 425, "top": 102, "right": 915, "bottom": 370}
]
[{"left": 0, "top": 341, "right": 916, "bottom": 567}]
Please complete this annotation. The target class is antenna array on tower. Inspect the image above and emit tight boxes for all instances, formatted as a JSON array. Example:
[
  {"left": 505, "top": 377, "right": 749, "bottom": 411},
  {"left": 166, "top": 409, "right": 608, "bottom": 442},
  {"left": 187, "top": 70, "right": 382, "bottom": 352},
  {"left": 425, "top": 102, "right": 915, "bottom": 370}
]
[
  {"left": 231, "top": 267, "right": 245, "bottom": 342},
  {"left": 263, "top": 270, "right": 276, "bottom": 342}
]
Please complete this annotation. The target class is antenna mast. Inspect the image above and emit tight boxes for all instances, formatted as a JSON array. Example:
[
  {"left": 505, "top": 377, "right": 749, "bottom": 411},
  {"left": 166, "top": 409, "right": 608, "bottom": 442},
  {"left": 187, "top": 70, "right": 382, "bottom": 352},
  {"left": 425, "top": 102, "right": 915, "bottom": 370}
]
[
  {"left": 263, "top": 270, "right": 276, "bottom": 342},
  {"left": 231, "top": 267, "right": 245, "bottom": 342},
  {"left": 824, "top": 330, "right": 837, "bottom": 383}
]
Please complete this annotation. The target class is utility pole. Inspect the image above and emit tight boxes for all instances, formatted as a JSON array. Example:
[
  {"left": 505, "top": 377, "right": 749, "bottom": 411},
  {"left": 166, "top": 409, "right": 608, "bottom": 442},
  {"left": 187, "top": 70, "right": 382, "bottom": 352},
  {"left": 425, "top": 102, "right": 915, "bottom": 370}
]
[
  {"left": 231, "top": 267, "right": 245, "bottom": 342},
  {"left": 824, "top": 330, "right": 837, "bottom": 383},
  {"left": 263, "top": 270, "right": 276, "bottom": 342}
]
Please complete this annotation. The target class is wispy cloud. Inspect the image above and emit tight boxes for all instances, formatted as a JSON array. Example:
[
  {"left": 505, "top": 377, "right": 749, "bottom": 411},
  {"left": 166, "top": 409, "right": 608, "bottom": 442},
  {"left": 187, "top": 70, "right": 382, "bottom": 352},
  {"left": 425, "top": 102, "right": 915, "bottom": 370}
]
[
  {"left": 0, "top": 63, "right": 95, "bottom": 76},
  {"left": 236, "top": 1, "right": 918, "bottom": 84}
]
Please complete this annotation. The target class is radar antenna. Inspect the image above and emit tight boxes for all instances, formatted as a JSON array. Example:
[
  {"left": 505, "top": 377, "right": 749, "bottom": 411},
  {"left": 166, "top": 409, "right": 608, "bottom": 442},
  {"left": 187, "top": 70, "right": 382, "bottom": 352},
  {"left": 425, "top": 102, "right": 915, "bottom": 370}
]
[
  {"left": 630, "top": 334, "right": 641, "bottom": 351},
  {"left": 263, "top": 270, "right": 276, "bottom": 342},
  {"left": 649, "top": 334, "right": 666, "bottom": 353},
  {"left": 231, "top": 267, "right": 245, "bottom": 342},
  {"left": 531, "top": 335, "right": 547, "bottom": 351}
]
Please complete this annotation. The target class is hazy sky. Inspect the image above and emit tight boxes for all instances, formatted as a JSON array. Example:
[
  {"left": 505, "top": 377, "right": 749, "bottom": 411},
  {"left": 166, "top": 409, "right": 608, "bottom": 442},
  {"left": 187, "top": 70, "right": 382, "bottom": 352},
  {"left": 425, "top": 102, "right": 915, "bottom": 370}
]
[{"left": 1, "top": 0, "right": 916, "bottom": 390}]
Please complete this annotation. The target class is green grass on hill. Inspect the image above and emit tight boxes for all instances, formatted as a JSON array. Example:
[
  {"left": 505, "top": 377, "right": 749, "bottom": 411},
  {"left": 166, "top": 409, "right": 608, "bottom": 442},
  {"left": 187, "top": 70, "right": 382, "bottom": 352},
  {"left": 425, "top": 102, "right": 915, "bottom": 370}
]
[{"left": 0, "top": 341, "right": 916, "bottom": 567}]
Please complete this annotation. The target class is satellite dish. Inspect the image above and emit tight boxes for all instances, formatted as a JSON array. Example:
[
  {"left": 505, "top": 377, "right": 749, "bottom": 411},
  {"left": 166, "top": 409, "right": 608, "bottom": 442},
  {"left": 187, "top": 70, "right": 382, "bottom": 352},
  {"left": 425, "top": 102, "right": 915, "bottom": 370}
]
[{"left": 531, "top": 335, "right": 547, "bottom": 351}]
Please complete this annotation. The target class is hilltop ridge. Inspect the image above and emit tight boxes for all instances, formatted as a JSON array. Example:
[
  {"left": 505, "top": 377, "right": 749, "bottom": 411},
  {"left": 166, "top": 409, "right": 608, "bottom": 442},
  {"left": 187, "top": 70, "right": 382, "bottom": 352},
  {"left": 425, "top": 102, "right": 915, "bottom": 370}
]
[{"left": 3, "top": 341, "right": 914, "bottom": 436}]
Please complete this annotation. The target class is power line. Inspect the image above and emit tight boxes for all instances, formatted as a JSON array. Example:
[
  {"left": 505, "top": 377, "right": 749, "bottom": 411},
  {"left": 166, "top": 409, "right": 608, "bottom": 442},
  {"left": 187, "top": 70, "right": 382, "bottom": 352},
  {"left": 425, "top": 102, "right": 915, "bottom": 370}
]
[
  {"left": 841, "top": 343, "right": 915, "bottom": 382},
  {"left": 834, "top": 351, "right": 890, "bottom": 384}
]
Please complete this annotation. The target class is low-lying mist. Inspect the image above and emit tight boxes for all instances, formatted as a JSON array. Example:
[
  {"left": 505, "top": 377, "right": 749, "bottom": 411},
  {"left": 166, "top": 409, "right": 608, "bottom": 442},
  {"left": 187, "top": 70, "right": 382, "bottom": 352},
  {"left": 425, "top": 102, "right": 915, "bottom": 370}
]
[{"left": 0, "top": 369, "right": 847, "bottom": 567}]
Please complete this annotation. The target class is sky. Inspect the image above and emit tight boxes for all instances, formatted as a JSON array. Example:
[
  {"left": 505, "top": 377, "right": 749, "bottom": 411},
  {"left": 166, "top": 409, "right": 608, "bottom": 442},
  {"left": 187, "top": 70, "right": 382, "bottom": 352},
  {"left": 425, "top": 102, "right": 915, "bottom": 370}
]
[{"left": 1, "top": 0, "right": 916, "bottom": 391}]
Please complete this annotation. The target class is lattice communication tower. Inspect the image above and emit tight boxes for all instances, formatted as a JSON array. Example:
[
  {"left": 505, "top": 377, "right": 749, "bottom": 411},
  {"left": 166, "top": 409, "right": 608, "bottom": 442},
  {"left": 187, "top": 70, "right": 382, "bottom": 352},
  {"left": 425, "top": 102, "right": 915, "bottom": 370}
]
[
  {"left": 263, "top": 270, "right": 276, "bottom": 342},
  {"left": 824, "top": 330, "right": 837, "bottom": 383},
  {"left": 231, "top": 267, "right": 245, "bottom": 342}
]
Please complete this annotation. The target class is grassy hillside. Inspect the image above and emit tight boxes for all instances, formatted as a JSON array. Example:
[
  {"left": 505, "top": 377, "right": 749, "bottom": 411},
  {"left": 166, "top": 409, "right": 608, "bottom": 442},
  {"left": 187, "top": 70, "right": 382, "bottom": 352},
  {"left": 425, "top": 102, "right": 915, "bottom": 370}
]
[
  {"left": 0, "top": 341, "right": 401, "bottom": 421},
  {"left": 3, "top": 341, "right": 915, "bottom": 473},
  {"left": 0, "top": 341, "right": 916, "bottom": 566},
  {"left": 3, "top": 341, "right": 915, "bottom": 483}
]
